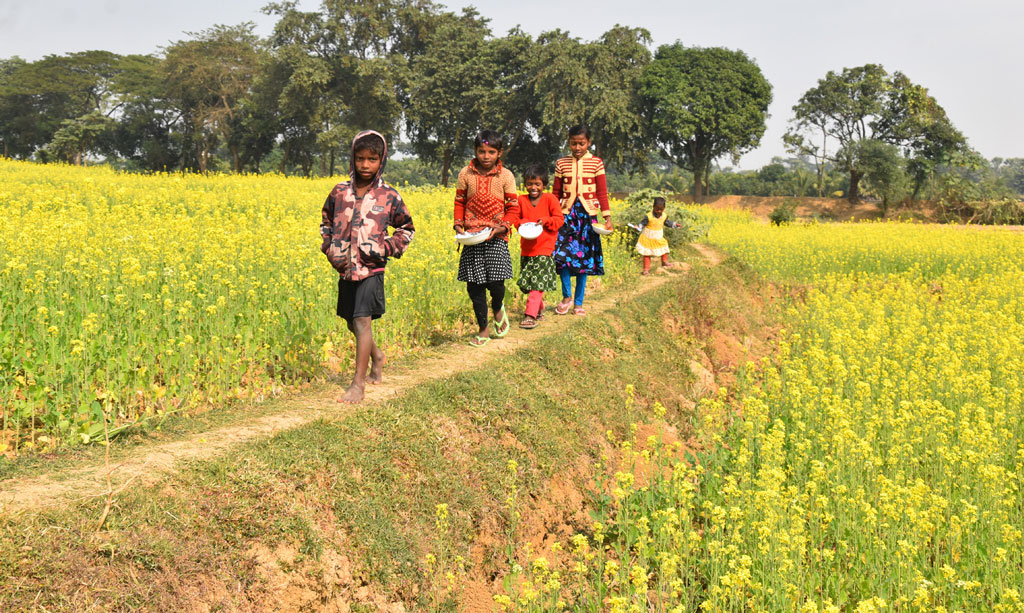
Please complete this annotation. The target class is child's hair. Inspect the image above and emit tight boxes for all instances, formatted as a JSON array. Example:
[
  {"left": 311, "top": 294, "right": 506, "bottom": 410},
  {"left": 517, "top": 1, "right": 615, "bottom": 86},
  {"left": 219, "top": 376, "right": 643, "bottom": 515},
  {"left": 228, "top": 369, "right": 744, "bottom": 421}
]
[
  {"left": 653, "top": 196, "right": 666, "bottom": 208},
  {"left": 523, "top": 164, "right": 548, "bottom": 187},
  {"left": 353, "top": 132, "right": 385, "bottom": 157},
  {"left": 568, "top": 124, "right": 591, "bottom": 139},
  {"left": 474, "top": 129, "right": 504, "bottom": 151}
]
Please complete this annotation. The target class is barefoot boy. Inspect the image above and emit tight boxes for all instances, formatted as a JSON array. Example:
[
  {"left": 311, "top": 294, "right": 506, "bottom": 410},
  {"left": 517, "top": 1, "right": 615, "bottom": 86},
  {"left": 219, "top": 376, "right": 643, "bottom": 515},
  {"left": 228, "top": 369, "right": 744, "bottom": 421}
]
[{"left": 320, "top": 130, "right": 414, "bottom": 403}]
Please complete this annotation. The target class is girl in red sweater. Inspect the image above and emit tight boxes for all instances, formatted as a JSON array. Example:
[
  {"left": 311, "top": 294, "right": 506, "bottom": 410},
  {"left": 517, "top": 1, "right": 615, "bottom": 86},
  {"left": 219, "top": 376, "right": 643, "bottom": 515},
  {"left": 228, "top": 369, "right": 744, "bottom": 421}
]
[{"left": 514, "top": 164, "right": 564, "bottom": 329}]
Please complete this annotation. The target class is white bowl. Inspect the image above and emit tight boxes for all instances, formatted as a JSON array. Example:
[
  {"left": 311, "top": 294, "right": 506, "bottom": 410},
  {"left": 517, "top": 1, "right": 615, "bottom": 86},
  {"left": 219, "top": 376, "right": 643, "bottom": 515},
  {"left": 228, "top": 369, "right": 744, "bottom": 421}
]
[
  {"left": 591, "top": 223, "right": 613, "bottom": 236},
  {"left": 518, "top": 222, "right": 543, "bottom": 240},
  {"left": 455, "top": 229, "right": 490, "bottom": 246}
]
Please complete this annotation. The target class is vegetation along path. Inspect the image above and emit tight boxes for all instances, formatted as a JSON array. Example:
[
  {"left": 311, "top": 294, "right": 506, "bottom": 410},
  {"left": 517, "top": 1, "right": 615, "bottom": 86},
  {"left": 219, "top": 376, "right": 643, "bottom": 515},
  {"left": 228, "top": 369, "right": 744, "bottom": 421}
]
[{"left": 0, "top": 251, "right": 719, "bottom": 515}]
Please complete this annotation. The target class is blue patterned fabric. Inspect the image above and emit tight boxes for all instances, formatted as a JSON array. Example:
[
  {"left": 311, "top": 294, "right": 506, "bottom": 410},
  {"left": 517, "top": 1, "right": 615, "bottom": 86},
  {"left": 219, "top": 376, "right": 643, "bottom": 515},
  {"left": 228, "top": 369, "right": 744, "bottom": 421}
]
[{"left": 553, "top": 200, "right": 604, "bottom": 276}]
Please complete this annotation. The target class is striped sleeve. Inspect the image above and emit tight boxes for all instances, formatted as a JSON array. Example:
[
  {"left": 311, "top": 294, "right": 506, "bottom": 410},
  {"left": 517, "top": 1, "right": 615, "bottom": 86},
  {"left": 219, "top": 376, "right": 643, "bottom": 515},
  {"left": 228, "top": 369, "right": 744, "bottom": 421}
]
[
  {"left": 551, "top": 158, "right": 567, "bottom": 201},
  {"left": 593, "top": 158, "right": 610, "bottom": 214}
]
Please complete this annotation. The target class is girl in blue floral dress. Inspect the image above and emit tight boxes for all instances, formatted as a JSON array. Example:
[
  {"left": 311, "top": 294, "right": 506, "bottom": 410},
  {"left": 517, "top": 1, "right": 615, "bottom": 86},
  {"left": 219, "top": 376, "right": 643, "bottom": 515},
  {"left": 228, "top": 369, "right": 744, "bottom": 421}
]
[{"left": 551, "top": 125, "right": 612, "bottom": 315}]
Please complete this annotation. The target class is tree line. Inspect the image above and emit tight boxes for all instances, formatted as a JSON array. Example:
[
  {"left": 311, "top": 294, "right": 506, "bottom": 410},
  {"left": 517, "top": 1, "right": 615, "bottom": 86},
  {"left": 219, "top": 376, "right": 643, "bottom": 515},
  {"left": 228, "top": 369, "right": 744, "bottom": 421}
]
[{"left": 1, "top": 0, "right": 1020, "bottom": 205}]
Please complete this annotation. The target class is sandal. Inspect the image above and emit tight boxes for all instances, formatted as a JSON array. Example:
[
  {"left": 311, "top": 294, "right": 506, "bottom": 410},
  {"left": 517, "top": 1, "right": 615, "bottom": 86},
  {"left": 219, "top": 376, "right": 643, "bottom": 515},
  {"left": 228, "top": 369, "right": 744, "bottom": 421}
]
[
  {"left": 555, "top": 300, "right": 572, "bottom": 315},
  {"left": 469, "top": 335, "right": 490, "bottom": 348},
  {"left": 493, "top": 306, "right": 510, "bottom": 338},
  {"left": 519, "top": 316, "right": 538, "bottom": 329},
  {"left": 536, "top": 310, "right": 546, "bottom": 321},
  {"left": 641, "top": 270, "right": 650, "bottom": 276},
  {"left": 572, "top": 306, "right": 586, "bottom": 316}
]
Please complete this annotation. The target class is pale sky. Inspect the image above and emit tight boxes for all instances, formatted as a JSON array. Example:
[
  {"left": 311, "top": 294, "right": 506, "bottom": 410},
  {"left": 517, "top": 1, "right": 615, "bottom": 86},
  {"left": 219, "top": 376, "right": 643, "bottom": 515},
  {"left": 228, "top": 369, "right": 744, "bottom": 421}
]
[{"left": 2, "top": 0, "right": 1021, "bottom": 169}]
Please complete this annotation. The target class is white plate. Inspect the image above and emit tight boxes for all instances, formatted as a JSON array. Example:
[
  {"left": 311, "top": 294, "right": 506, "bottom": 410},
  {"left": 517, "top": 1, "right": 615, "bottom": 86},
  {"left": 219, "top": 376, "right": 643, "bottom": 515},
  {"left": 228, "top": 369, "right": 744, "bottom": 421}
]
[
  {"left": 591, "top": 223, "right": 613, "bottom": 236},
  {"left": 518, "top": 222, "right": 543, "bottom": 240},
  {"left": 455, "top": 229, "right": 490, "bottom": 246}
]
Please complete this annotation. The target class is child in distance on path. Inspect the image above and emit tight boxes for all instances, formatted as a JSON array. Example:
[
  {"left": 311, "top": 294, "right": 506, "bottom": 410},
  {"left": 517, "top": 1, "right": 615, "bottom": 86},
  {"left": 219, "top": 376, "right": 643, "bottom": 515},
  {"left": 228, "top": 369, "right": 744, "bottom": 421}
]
[
  {"left": 514, "top": 164, "right": 564, "bottom": 329},
  {"left": 453, "top": 130, "right": 519, "bottom": 347},
  {"left": 635, "top": 196, "right": 680, "bottom": 275},
  {"left": 320, "top": 130, "right": 414, "bottom": 404},
  {"left": 551, "top": 125, "right": 612, "bottom": 316}
]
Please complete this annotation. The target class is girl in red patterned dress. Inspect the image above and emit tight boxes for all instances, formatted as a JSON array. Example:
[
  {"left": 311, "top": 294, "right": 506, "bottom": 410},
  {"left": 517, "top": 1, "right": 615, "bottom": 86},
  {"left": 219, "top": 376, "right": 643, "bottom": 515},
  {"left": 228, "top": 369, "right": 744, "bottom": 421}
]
[{"left": 453, "top": 130, "right": 519, "bottom": 347}]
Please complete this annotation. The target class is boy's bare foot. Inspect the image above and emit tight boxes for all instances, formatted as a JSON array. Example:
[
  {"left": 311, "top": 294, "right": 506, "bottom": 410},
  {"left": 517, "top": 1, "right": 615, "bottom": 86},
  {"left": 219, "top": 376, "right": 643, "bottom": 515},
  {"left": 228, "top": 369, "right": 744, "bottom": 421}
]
[
  {"left": 368, "top": 349, "right": 385, "bottom": 385},
  {"left": 338, "top": 382, "right": 365, "bottom": 404}
]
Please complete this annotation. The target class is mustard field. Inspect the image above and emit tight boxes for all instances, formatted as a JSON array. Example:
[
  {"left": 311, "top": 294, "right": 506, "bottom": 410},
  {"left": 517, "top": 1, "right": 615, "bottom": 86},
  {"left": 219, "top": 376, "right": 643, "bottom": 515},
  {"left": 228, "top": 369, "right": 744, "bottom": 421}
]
[
  {"left": 4, "top": 160, "right": 1022, "bottom": 611},
  {"left": 498, "top": 214, "right": 1024, "bottom": 611},
  {"left": 698, "top": 218, "right": 1023, "bottom": 611},
  {"left": 0, "top": 159, "right": 634, "bottom": 452}
]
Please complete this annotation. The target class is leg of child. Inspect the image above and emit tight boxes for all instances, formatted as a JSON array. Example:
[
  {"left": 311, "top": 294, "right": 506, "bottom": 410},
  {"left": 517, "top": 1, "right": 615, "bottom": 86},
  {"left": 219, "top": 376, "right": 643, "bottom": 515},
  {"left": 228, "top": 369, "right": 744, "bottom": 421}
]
[
  {"left": 488, "top": 280, "right": 508, "bottom": 335},
  {"left": 642, "top": 256, "right": 651, "bottom": 274},
  {"left": 573, "top": 274, "right": 587, "bottom": 306},
  {"left": 340, "top": 316, "right": 373, "bottom": 403},
  {"left": 467, "top": 282, "right": 490, "bottom": 337},
  {"left": 368, "top": 333, "right": 385, "bottom": 385},
  {"left": 488, "top": 280, "right": 506, "bottom": 318},
  {"left": 661, "top": 253, "right": 671, "bottom": 268},
  {"left": 558, "top": 268, "right": 572, "bottom": 310},
  {"left": 525, "top": 291, "right": 543, "bottom": 317}
]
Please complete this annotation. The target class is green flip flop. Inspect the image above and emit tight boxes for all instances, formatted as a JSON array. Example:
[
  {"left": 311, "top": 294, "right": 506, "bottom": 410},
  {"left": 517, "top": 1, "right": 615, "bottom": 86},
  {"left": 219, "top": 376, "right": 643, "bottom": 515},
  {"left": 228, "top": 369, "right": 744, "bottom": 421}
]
[
  {"left": 493, "top": 306, "right": 510, "bottom": 338},
  {"left": 469, "top": 335, "right": 490, "bottom": 348}
]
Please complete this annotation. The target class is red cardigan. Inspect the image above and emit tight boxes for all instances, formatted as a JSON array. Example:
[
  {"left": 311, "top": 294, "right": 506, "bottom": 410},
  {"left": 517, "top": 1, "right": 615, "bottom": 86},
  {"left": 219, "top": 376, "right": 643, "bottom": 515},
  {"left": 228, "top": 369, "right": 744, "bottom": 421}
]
[
  {"left": 551, "top": 152, "right": 610, "bottom": 217},
  {"left": 514, "top": 193, "right": 563, "bottom": 257}
]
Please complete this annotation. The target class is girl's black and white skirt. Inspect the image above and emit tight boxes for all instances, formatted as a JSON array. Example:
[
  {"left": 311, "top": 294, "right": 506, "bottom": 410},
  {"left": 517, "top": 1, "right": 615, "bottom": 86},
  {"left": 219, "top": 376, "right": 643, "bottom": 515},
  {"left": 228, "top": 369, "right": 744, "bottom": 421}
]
[{"left": 458, "top": 239, "right": 514, "bottom": 284}]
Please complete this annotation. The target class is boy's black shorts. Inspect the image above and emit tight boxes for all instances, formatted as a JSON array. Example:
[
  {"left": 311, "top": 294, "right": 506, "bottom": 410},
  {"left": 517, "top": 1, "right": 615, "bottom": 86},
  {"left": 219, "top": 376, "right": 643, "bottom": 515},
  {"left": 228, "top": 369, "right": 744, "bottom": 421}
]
[{"left": 337, "top": 273, "right": 385, "bottom": 322}]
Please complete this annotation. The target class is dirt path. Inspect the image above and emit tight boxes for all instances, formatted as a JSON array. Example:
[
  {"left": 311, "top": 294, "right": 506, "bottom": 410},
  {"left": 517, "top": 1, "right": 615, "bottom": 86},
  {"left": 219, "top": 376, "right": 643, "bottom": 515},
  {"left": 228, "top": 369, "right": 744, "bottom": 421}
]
[
  {"left": 0, "top": 250, "right": 721, "bottom": 515},
  {"left": 691, "top": 242, "right": 725, "bottom": 266}
]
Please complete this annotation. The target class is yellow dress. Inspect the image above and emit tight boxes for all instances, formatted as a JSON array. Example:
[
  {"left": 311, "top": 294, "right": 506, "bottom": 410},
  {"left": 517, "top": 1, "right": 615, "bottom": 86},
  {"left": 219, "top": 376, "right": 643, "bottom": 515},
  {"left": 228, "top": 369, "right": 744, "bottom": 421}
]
[{"left": 636, "top": 212, "right": 670, "bottom": 256}]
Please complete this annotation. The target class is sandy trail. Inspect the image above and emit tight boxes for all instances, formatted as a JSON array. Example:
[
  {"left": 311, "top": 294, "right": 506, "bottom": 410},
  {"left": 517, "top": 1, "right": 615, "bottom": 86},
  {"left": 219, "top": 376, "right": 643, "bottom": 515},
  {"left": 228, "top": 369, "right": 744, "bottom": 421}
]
[{"left": 1, "top": 249, "right": 720, "bottom": 515}]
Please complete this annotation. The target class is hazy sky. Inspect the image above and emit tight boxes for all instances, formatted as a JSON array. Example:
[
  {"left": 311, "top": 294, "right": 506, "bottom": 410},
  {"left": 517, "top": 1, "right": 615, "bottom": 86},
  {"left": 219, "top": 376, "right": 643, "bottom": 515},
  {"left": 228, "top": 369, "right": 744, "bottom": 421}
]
[{"left": 2, "top": 0, "right": 1021, "bottom": 169}]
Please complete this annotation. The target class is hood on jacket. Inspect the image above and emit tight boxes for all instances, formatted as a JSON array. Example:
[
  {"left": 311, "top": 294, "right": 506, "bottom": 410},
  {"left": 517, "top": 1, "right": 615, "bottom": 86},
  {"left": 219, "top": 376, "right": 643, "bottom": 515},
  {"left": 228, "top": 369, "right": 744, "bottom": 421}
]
[{"left": 350, "top": 129, "right": 388, "bottom": 188}]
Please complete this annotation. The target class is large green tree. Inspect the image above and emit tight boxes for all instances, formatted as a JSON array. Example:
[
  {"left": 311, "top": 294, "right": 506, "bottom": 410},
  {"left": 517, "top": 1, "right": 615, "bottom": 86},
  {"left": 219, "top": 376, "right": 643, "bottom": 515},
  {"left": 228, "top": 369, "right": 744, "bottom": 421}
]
[
  {"left": 264, "top": 0, "right": 434, "bottom": 176},
  {"left": 481, "top": 28, "right": 549, "bottom": 173},
  {"left": 163, "top": 24, "right": 263, "bottom": 173},
  {"left": 107, "top": 54, "right": 185, "bottom": 171},
  {"left": 405, "top": 8, "right": 491, "bottom": 185},
  {"left": 0, "top": 57, "right": 32, "bottom": 158},
  {"left": 639, "top": 44, "right": 772, "bottom": 201},
  {"left": 530, "top": 26, "right": 652, "bottom": 171},
  {"left": 0, "top": 51, "right": 123, "bottom": 159},
  {"left": 786, "top": 64, "right": 967, "bottom": 203}
]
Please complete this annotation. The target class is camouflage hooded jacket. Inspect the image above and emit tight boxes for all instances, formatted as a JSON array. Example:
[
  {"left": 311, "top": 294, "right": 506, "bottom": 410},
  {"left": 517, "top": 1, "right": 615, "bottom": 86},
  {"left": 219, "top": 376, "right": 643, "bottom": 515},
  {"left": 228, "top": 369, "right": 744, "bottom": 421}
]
[{"left": 319, "top": 130, "right": 414, "bottom": 281}]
